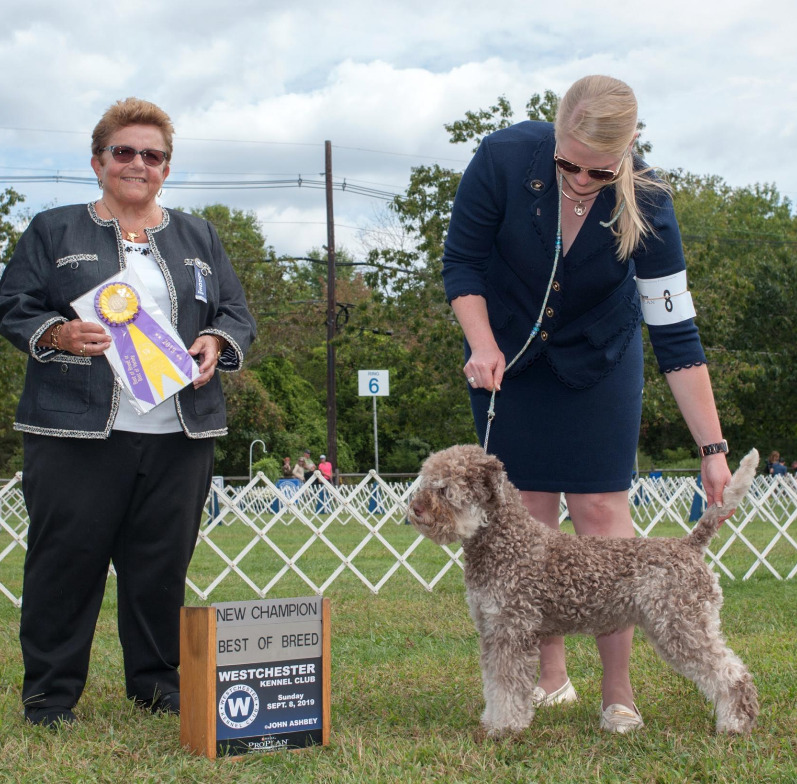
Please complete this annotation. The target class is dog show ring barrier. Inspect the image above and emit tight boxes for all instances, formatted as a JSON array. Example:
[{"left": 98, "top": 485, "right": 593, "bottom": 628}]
[{"left": 1, "top": 470, "right": 796, "bottom": 607}]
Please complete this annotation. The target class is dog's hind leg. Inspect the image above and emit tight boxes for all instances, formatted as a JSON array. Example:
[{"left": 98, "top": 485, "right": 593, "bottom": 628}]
[
  {"left": 478, "top": 625, "right": 541, "bottom": 737},
  {"left": 642, "top": 602, "right": 758, "bottom": 734}
]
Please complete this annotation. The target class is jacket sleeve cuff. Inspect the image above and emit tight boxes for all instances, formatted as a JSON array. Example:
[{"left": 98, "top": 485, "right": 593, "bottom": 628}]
[
  {"left": 29, "top": 317, "right": 67, "bottom": 363},
  {"left": 647, "top": 320, "right": 707, "bottom": 373},
  {"left": 199, "top": 328, "right": 244, "bottom": 372}
]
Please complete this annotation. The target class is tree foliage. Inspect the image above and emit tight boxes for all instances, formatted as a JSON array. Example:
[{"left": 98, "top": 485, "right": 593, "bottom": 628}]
[
  {"left": 445, "top": 90, "right": 560, "bottom": 153},
  {"left": 639, "top": 173, "right": 797, "bottom": 459},
  {"left": 0, "top": 189, "right": 26, "bottom": 474}
]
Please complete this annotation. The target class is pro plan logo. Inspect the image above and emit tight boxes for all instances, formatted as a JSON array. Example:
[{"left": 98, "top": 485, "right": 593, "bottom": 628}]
[{"left": 218, "top": 684, "right": 260, "bottom": 729}]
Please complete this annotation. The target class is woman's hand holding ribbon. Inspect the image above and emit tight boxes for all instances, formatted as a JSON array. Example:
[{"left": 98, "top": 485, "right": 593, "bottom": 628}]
[
  {"left": 55, "top": 319, "right": 112, "bottom": 357},
  {"left": 189, "top": 334, "right": 225, "bottom": 389}
]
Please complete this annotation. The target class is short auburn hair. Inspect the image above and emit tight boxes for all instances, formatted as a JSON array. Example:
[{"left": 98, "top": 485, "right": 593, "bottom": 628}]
[{"left": 91, "top": 97, "right": 175, "bottom": 159}]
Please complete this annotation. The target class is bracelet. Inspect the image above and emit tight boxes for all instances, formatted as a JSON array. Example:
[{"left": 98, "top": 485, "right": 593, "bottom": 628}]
[
  {"left": 699, "top": 440, "right": 729, "bottom": 458},
  {"left": 51, "top": 323, "right": 64, "bottom": 351},
  {"left": 212, "top": 335, "right": 222, "bottom": 359}
]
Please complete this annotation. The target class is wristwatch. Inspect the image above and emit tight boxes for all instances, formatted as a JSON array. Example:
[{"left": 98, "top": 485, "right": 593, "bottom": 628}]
[{"left": 699, "top": 440, "right": 729, "bottom": 458}]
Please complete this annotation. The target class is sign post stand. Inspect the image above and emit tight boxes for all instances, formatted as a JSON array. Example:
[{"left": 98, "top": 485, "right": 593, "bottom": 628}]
[
  {"left": 358, "top": 370, "right": 389, "bottom": 472},
  {"left": 180, "top": 597, "right": 330, "bottom": 759}
]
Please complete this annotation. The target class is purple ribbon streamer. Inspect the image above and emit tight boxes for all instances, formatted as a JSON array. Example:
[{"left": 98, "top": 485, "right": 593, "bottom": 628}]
[
  {"left": 132, "top": 309, "right": 196, "bottom": 379},
  {"left": 110, "top": 323, "right": 157, "bottom": 406}
]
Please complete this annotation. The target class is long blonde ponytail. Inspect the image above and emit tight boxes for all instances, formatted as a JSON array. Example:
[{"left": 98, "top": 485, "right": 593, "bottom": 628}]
[{"left": 555, "top": 75, "right": 670, "bottom": 261}]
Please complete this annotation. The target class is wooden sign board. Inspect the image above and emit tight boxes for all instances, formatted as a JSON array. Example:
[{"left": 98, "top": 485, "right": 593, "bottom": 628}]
[{"left": 180, "top": 596, "right": 330, "bottom": 758}]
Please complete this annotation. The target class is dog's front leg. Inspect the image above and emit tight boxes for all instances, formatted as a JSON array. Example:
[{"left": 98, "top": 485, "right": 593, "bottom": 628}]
[{"left": 478, "top": 625, "right": 540, "bottom": 737}]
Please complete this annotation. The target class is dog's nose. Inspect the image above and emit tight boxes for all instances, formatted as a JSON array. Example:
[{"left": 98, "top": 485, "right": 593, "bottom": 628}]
[{"left": 410, "top": 501, "right": 424, "bottom": 518}]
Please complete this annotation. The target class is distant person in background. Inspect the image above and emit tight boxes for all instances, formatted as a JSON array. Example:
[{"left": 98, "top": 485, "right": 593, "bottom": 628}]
[
  {"left": 292, "top": 458, "right": 306, "bottom": 481},
  {"left": 766, "top": 451, "right": 781, "bottom": 475},
  {"left": 318, "top": 454, "right": 333, "bottom": 482},
  {"left": 0, "top": 97, "right": 255, "bottom": 727},
  {"left": 772, "top": 459, "right": 788, "bottom": 476},
  {"left": 303, "top": 450, "right": 316, "bottom": 481},
  {"left": 281, "top": 456, "right": 293, "bottom": 478}
]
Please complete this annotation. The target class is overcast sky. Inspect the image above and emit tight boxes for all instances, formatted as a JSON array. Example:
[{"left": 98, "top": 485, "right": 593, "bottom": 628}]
[{"left": 1, "top": 0, "right": 795, "bottom": 258}]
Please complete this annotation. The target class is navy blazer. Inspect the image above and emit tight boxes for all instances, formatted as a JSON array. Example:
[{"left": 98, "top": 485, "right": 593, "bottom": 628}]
[
  {"left": 0, "top": 203, "right": 256, "bottom": 438},
  {"left": 442, "top": 122, "right": 706, "bottom": 388}
]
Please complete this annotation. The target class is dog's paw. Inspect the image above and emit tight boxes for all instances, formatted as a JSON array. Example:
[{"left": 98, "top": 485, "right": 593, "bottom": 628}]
[{"left": 481, "top": 718, "right": 533, "bottom": 739}]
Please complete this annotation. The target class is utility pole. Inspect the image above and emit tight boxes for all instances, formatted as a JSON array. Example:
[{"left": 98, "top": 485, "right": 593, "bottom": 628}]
[{"left": 324, "top": 140, "right": 338, "bottom": 478}]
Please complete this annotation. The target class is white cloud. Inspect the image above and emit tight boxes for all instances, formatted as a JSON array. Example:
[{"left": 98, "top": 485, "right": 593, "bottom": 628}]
[{"left": 1, "top": 0, "right": 796, "bottom": 256}]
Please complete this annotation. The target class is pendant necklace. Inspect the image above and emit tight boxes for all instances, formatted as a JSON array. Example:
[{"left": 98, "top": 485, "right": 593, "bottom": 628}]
[
  {"left": 102, "top": 200, "right": 159, "bottom": 242},
  {"left": 560, "top": 187, "right": 600, "bottom": 216}
]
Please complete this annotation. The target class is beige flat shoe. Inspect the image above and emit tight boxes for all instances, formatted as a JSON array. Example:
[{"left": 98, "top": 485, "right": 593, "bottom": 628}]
[
  {"left": 531, "top": 678, "right": 578, "bottom": 707},
  {"left": 599, "top": 702, "right": 644, "bottom": 733}
]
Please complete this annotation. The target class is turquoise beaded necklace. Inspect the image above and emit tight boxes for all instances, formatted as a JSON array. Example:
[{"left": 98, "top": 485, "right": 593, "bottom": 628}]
[{"left": 483, "top": 171, "right": 564, "bottom": 452}]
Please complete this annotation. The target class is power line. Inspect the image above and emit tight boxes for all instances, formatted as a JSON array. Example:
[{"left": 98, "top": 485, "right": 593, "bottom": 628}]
[
  {"left": 0, "top": 174, "right": 400, "bottom": 200},
  {"left": 332, "top": 144, "right": 468, "bottom": 165},
  {"left": 0, "top": 126, "right": 468, "bottom": 163}
]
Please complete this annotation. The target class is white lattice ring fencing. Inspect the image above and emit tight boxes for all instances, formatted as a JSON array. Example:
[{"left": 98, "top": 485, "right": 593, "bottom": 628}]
[{"left": 1, "top": 472, "right": 796, "bottom": 606}]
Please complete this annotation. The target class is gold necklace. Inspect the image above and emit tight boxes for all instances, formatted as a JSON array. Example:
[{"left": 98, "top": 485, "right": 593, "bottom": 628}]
[
  {"left": 102, "top": 200, "right": 159, "bottom": 241},
  {"left": 560, "top": 187, "right": 600, "bottom": 217}
]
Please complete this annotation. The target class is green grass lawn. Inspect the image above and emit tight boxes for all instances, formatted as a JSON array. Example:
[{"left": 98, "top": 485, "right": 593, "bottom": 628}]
[{"left": 1, "top": 518, "right": 796, "bottom": 783}]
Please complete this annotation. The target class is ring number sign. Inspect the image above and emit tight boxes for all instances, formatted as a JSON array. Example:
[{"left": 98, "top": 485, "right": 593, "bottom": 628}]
[{"left": 358, "top": 370, "right": 389, "bottom": 397}]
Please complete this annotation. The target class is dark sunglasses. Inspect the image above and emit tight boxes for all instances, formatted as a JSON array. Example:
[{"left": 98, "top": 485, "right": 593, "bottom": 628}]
[
  {"left": 553, "top": 147, "right": 628, "bottom": 182},
  {"left": 100, "top": 145, "right": 169, "bottom": 167}
]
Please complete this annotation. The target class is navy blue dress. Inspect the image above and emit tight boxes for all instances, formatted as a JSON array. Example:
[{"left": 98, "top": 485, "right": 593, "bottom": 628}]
[{"left": 442, "top": 122, "right": 706, "bottom": 493}]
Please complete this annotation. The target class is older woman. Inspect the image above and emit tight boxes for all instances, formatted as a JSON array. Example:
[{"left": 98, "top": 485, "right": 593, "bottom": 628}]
[
  {"left": 0, "top": 98, "right": 256, "bottom": 727},
  {"left": 443, "top": 76, "right": 732, "bottom": 732}
]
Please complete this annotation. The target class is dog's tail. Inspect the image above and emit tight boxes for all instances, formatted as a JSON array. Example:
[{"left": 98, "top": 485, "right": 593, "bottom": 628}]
[{"left": 686, "top": 448, "right": 759, "bottom": 550}]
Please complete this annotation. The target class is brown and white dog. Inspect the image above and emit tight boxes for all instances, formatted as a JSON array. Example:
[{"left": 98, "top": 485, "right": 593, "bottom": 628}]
[{"left": 408, "top": 445, "right": 759, "bottom": 736}]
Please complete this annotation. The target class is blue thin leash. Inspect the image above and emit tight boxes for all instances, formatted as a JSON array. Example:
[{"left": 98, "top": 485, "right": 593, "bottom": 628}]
[{"left": 482, "top": 175, "right": 625, "bottom": 453}]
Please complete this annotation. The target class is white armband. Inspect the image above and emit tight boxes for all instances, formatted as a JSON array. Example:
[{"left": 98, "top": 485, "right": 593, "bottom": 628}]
[{"left": 635, "top": 271, "right": 696, "bottom": 326}]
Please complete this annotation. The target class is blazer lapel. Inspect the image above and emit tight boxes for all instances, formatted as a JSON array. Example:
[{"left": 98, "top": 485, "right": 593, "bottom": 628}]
[{"left": 562, "top": 188, "right": 619, "bottom": 269}]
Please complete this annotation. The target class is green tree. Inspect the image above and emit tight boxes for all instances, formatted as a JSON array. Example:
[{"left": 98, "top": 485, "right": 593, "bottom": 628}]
[
  {"left": 189, "top": 206, "right": 359, "bottom": 475},
  {"left": 445, "top": 90, "right": 651, "bottom": 156},
  {"left": 445, "top": 91, "right": 560, "bottom": 153},
  {"left": 212, "top": 368, "right": 282, "bottom": 478},
  {"left": 0, "top": 188, "right": 27, "bottom": 474},
  {"left": 639, "top": 173, "right": 797, "bottom": 460},
  {"left": 254, "top": 355, "right": 329, "bottom": 466},
  {"left": 190, "top": 204, "right": 292, "bottom": 365},
  {"left": 0, "top": 188, "right": 24, "bottom": 259}
]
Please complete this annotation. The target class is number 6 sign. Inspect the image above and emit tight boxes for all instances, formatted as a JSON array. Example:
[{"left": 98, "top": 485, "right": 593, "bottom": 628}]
[{"left": 358, "top": 370, "right": 390, "bottom": 397}]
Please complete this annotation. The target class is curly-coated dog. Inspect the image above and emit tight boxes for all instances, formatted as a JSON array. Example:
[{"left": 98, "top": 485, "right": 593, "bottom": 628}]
[{"left": 408, "top": 444, "right": 759, "bottom": 736}]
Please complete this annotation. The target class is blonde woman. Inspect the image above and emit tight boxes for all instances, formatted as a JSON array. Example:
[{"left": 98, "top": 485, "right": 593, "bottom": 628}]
[{"left": 442, "top": 75, "right": 731, "bottom": 732}]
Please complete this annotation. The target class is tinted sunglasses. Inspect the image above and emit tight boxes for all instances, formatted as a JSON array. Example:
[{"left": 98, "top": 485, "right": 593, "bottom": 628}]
[
  {"left": 100, "top": 145, "right": 168, "bottom": 166},
  {"left": 553, "top": 146, "right": 628, "bottom": 182}
]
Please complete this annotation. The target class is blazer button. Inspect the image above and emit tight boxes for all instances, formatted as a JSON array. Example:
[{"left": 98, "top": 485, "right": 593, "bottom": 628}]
[
  {"left": 545, "top": 307, "right": 554, "bottom": 318},
  {"left": 60, "top": 364, "right": 69, "bottom": 374},
  {"left": 540, "top": 330, "right": 549, "bottom": 341},
  {"left": 552, "top": 281, "right": 561, "bottom": 292}
]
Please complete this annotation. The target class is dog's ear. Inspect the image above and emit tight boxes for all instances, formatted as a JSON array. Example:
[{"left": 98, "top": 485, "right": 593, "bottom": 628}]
[
  {"left": 468, "top": 449, "right": 506, "bottom": 508},
  {"left": 483, "top": 452, "right": 506, "bottom": 507}
]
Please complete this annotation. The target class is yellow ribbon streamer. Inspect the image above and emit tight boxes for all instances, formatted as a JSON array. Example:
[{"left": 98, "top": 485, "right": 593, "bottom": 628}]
[{"left": 127, "top": 323, "right": 186, "bottom": 398}]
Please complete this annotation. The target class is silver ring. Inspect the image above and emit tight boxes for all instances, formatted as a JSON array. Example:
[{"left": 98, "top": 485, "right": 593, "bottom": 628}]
[{"left": 467, "top": 376, "right": 476, "bottom": 385}]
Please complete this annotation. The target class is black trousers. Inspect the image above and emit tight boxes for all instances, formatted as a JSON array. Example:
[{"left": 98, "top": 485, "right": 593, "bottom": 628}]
[{"left": 20, "top": 431, "right": 215, "bottom": 710}]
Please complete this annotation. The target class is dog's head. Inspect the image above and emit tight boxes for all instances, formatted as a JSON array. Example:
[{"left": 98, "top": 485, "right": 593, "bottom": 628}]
[{"left": 407, "top": 444, "right": 507, "bottom": 544}]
